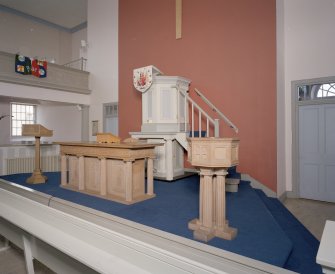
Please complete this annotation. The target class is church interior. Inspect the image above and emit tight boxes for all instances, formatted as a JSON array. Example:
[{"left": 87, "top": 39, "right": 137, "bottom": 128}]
[{"left": 0, "top": 1, "right": 335, "bottom": 273}]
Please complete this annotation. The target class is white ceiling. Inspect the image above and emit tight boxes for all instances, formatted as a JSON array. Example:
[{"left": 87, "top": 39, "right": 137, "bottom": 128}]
[{"left": 0, "top": 0, "right": 87, "bottom": 30}]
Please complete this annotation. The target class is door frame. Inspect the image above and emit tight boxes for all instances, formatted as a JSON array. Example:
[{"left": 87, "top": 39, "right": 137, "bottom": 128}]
[
  {"left": 103, "top": 102, "right": 119, "bottom": 135},
  {"left": 291, "top": 76, "right": 335, "bottom": 198}
]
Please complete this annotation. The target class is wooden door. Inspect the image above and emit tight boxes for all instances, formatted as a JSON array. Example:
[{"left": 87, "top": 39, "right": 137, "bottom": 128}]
[{"left": 299, "top": 104, "right": 335, "bottom": 202}]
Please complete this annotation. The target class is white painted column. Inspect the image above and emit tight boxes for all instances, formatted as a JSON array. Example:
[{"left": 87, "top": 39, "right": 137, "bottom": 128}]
[
  {"left": 165, "top": 138, "right": 173, "bottom": 181},
  {"left": 23, "top": 235, "right": 35, "bottom": 274}
]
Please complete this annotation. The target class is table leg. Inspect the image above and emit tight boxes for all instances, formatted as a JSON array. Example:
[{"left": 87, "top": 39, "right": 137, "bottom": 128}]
[
  {"left": 61, "top": 154, "right": 67, "bottom": 186},
  {"left": 78, "top": 155, "right": 85, "bottom": 191},
  {"left": 147, "top": 158, "right": 154, "bottom": 195},
  {"left": 125, "top": 161, "right": 133, "bottom": 202},
  {"left": 100, "top": 157, "right": 107, "bottom": 196}
]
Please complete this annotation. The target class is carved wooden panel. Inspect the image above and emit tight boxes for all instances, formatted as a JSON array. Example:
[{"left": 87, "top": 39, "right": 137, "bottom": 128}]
[
  {"left": 84, "top": 157, "right": 100, "bottom": 193},
  {"left": 68, "top": 156, "right": 78, "bottom": 187},
  {"left": 107, "top": 159, "right": 125, "bottom": 199},
  {"left": 188, "top": 138, "right": 239, "bottom": 168}
]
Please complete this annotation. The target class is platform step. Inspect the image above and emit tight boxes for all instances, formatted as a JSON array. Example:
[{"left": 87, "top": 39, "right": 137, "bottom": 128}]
[
  {"left": 254, "top": 189, "right": 322, "bottom": 274},
  {"left": 1, "top": 173, "right": 294, "bottom": 269}
]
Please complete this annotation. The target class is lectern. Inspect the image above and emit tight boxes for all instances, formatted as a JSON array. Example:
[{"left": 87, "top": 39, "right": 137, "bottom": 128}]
[
  {"left": 22, "top": 124, "right": 53, "bottom": 184},
  {"left": 187, "top": 137, "right": 239, "bottom": 242}
]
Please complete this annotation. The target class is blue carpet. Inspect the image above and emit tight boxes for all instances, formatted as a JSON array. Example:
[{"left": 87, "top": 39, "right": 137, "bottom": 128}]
[
  {"left": 1, "top": 172, "right": 292, "bottom": 268},
  {"left": 227, "top": 166, "right": 241, "bottom": 179},
  {"left": 255, "top": 189, "right": 322, "bottom": 274}
]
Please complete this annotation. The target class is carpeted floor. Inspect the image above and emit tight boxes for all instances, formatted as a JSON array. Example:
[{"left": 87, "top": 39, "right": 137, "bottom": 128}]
[{"left": 0, "top": 172, "right": 322, "bottom": 273}]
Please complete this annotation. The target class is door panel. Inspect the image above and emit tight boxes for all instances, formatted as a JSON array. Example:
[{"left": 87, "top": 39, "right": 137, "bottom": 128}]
[
  {"left": 299, "top": 107, "right": 319, "bottom": 154},
  {"left": 325, "top": 106, "right": 335, "bottom": 154},
  {"left": 326, "top": 165, "right": 335, "bottom": 193},
  {"left": 299, "top": 104, "right": 335, "bottom": 202}
]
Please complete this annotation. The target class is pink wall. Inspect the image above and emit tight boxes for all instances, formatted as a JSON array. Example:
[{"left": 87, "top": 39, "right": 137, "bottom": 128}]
[{"left": 119, "top": 0, "right": 277, "bottom": 192}]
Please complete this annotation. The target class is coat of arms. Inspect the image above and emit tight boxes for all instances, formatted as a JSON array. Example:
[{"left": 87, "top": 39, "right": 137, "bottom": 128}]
[{"left": 133, "top": 65, "right": 162, "bottom": 93}]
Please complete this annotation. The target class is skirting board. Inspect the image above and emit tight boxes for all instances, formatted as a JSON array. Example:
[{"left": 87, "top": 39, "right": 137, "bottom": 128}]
[
  {"left": 241, "top": 174, "right": 277, "bottom": 198},
  {"left": 275, "top": 191, "right": 297, "bottom": 203},
  {"left": 186, "top": 169, "right": 277, "bottom": 198}
]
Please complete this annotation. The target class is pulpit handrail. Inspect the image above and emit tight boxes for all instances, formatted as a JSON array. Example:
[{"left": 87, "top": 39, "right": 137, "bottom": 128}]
[
  {"left": 175, "top": 87, "right": 219, "bottom": 137},
  {"left": 194, "top": 88, "right": 238, "bottom": 133}
]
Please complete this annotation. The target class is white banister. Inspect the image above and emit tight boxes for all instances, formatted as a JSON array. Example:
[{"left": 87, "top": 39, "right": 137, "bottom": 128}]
[
  {"left": 214, "top": 119, "right": 220, "bottom": 137},
  {"left": 199, "top": 111, "right": 202, "bottom": 137},
  {"left": 191, "top": 104, "right": 194, "bottom": 137},
  {"left": 194, "top": 88, "right": 239, "bottom": 133},
  {"left": 184, "top": 93, "right": 187, "bottom": 132},
  {"left": 206, "top": 119, "right": 209, "bottom": 137},
  {"left": 63, "top": 57, "right": 87, "bottom": 71},
  {"left": 177, "top": 88, "right": 217, "bottom": 138}
]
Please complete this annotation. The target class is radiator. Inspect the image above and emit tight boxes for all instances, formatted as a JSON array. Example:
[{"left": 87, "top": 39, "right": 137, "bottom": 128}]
[{"left": 6, "top": 155, "right": 60, "bottom": 175}]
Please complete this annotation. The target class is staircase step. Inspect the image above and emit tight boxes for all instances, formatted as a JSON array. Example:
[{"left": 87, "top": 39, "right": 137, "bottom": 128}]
[
  {"left": 225, "top": 178, "right": 239, "bottom": 192},
  {"left": 188, "top": 131, "right": 207, "bottom": 137},
  {"left": 254, "top": 189, "right": 322, "bottom": 274},
  {"left": 216, "top": 181, "right": 293, "bottom": 267},
  {"left": 226, "top": 166, "right": 240, "bottom": 192}
]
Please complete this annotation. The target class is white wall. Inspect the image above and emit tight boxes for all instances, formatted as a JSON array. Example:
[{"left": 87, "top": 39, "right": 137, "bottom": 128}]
[
  {"left": 37, "top": 105, "right": 82, "bottom": 142},
  {"left": 0, "top": 82, "right": 90, "bottom": 144},
  {"left": 0, "top": 100, "right": 83, "bottom": 144},
  {"left": 87, "top": 0, "right": 118, "bottom": 140},
  {"left": 72, "top": 28, "right": 88, "bottom": 61},
  {"left": 0, "top": 102, "right": 11, "bottom": 144},
  {"left": 0, "top": 8, "right": 89, "bottom": 145},
  {"left": 278, "top": 0, "right": 335, "bottom": 193},
  {"left": 0, "top": 82, "right": 90, "bottom": 106},
  {"left": 0, "top": 10, "right": 72, "bottom": 65}
]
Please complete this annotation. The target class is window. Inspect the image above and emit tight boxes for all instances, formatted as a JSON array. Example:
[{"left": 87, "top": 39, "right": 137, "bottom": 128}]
[
  {"left": 316, "top": 83, "right": 335, "bottom": 98},
  {"left": 11, "top": 103, "right": 36, "bottom": 136},
  {"left": 298, "top": 82, "right": 335, "bottom": 101}
]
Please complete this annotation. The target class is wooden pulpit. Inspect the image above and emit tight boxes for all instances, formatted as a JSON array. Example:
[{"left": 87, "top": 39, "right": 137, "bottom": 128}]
[{"left": 22, "top": 124, "right": 53, "bottom": 184}]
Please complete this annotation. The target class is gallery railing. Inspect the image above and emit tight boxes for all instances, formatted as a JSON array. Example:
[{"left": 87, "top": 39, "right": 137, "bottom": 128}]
[{"left": 63, "top": 57, "right": 87, "bottom": 71}]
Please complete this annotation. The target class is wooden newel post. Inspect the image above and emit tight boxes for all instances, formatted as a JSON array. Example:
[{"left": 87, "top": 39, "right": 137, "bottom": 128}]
[{"left": 22, "top": 124, "right": 53, "bottom": 184}]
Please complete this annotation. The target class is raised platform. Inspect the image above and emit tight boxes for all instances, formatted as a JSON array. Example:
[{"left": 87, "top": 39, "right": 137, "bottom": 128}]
[{"left": 0, "top": 172, "right": 295, "bottom": 268}]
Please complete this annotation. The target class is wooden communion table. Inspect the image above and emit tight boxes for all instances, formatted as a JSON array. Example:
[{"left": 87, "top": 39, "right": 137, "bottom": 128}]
[
  {"left": 187, "top": 137, "right": 240, "bottom": 242},
  {"left": 56, "top": 141, "right": 159, "bottom": 204}
]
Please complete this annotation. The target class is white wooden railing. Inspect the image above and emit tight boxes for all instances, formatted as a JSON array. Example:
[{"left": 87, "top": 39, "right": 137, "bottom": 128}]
[
  {"left": 194, "top": 88, "right": 239, "bottom": 133},
  {"left": 176, "top": 85, "right": 238, "bottom": 140},
  {"left": 178, "top": 88, "right": 220, "bottom": 138},
  {"left": 63, "top": 57, "right": 87, "bottom": 71}
]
